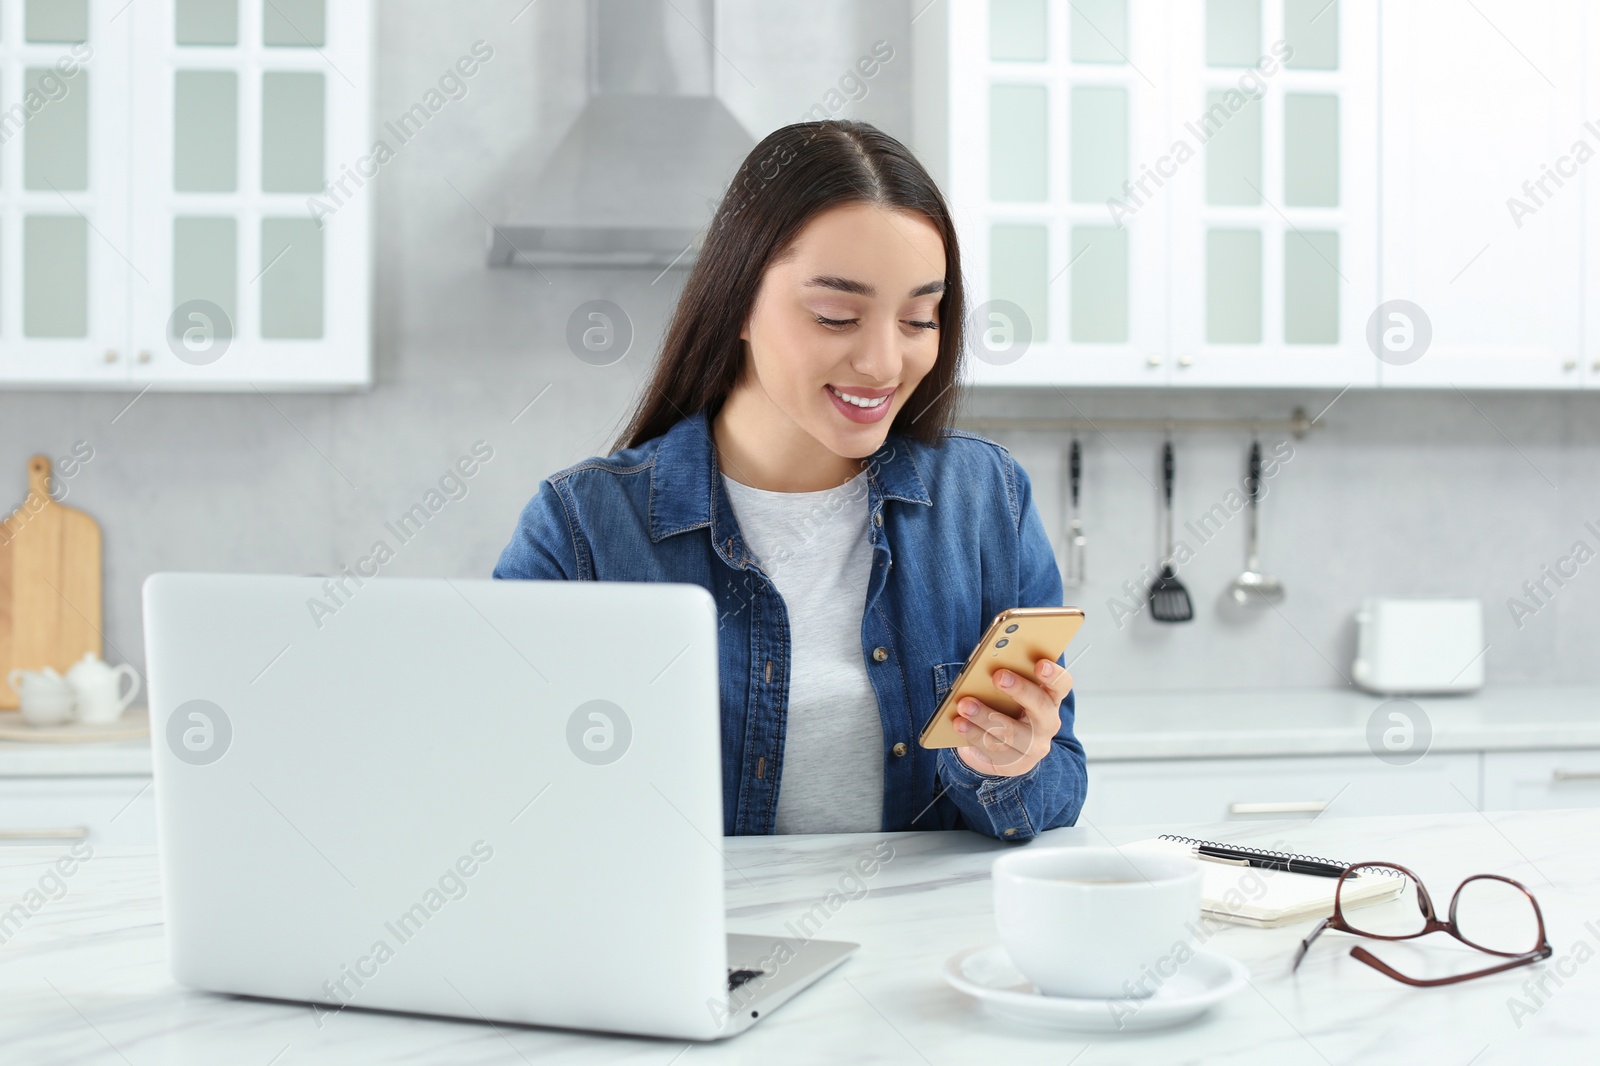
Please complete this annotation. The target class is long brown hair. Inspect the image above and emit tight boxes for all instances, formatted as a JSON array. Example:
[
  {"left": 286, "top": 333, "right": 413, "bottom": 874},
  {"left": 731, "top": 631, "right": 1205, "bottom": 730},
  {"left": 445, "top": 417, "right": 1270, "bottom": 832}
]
[{"left": 611, "top": 119, "right": 966, "bottom": 453}]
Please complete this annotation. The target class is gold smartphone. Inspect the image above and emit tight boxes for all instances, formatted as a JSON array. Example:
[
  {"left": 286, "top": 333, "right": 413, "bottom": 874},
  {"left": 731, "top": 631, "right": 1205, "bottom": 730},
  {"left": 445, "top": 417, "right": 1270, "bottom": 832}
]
[{"left": 917, "top": 607, "right": 1085, "bottom": 749}]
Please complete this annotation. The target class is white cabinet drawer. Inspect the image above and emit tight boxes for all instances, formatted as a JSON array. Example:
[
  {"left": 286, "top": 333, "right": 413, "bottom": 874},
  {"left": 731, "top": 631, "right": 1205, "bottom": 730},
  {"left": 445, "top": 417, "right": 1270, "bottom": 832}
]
[
  {"left": 1080, "top": 753, "right": 1481, "bottom": 827},
  {"left": 1482, "top": 750, "right": 1600, "bottom": 811},
  {"left": 0, "top": 777, "right": 156, "bottom": 845}
]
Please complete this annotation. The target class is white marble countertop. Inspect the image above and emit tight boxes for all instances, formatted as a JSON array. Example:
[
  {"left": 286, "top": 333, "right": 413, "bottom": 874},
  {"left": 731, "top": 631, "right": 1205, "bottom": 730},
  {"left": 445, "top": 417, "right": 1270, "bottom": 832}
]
[
  {"left": 3, "top": 685, "right": 1597, "bottom": 778},
  {"left": 3, "top": 809, "right": 1598, "bottom": 1064},
  {"left": 1077, "top": 684, "right": 1600, "bottom": 760}
]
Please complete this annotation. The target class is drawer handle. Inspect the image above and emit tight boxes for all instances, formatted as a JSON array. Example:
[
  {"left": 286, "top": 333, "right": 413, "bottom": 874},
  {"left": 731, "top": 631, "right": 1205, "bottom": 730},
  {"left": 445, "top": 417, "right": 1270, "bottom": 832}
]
[
  {"left": 0, "top": 827, "right": 89, "bottom": 841},
  {"left": 1552, "top": 770, "right": 1600, "bottom": 782},
  {"left": 1229, "top": 801, "right": 1328, "bottom": 816}
]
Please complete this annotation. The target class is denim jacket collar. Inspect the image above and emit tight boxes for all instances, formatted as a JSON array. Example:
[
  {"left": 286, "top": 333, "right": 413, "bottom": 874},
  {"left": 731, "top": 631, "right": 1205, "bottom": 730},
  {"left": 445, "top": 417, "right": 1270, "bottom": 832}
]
[{"left": 648, "top": 407, "right": 932, "bottom": 549}]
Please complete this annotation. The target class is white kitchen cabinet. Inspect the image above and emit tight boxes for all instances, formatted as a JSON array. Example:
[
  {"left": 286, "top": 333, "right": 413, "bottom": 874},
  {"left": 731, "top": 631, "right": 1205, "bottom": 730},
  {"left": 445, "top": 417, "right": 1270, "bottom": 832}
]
[
  {"left": 941, "top": 0, "right": 1172, "bottom": 388},
  {"left": 0, "top": 776, "right": 156, "bottom": 845},
  {"left": 1379, "top": 0, "right": 1584, "bottom": 389},
  {"left": 1165, "top": 0, "right": 1379, "bottom": 387},
  {"left": 0, "top": 1, "right": 130, "bottom": 385},
  {"left": 923, "top": 0, "right": 1595, "bottom": 391},
  {"left": 932, "top": 0, "right": 1380, "bottom": 389},
  {"left": 0, "top": 0, "right": 373, "bottom": 392},
  {"left": 1482, "top": 749, "right": 1600, "bottom": 811},
  {"left": 128, "top": 0, "right": 373, "bottom": 389},
  {"left": 1079, "top": 752, "right": 1482, "bottom": 827}
]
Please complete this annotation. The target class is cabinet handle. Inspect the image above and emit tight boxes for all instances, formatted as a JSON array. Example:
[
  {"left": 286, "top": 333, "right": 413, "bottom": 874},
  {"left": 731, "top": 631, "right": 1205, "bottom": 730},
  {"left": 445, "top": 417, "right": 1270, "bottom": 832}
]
[
  {"left": 1551, "top": 769, "right": 1600, "bottom": 782},
  {"left": 0, "top": 827, "right": 89, "bottom": 841},
  {"left": 1177, "top": 355, "right": 1194, "bottom": 367},
  {"left": 1146, "top": 355, "right": 1163, "bottom": 368},
  {"left": 137, "top": 350, "right": 152, "bottom": 363},
  {"left": 103, "top": 349, "right": 119, "bottom": 363},
  {"left": 1228, "top": 800, "right": 1328, "bottom": 815},
  {"left": 1563, "top": 359, "right": 1578, "bottom": 371}
]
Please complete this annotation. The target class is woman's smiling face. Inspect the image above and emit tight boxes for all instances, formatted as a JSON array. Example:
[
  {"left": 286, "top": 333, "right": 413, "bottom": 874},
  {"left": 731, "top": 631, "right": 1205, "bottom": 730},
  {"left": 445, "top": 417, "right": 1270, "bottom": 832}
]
[{"left": 736, "top": 201, "right": 947, "bottom": 461}]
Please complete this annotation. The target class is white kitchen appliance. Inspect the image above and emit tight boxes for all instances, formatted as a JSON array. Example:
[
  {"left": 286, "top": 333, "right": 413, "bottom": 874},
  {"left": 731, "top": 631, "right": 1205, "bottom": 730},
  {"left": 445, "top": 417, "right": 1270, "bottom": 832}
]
[
  {"left": 143, "top": 573, "right": 854, "bottom": 1041},
  {"left": 1351, "top": 598, "right": 1486, "bottom": 695}
]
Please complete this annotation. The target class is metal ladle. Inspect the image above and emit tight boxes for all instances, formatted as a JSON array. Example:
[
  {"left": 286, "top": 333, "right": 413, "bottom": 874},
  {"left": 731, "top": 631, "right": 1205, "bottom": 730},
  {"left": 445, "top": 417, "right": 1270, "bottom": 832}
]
[{"left": 1230, "top": 439, "right": 1285, "bottom": 607}]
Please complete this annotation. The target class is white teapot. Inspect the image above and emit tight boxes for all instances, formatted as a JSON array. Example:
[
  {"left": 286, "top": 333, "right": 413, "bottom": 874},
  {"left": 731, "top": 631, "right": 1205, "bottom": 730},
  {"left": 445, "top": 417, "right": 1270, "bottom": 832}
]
[
  {"left": 7, "top": 665, "right": 76, "bottom": 726},
  {"left": 65, "top": 653, "right": 140, "bottom": 724}
]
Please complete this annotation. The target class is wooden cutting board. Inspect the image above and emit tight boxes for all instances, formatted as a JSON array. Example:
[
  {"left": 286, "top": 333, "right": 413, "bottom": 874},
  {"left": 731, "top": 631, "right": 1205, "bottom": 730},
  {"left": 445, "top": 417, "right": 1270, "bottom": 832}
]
[{"left": 0, "top": 455, "right": 102, "bottom": 709}]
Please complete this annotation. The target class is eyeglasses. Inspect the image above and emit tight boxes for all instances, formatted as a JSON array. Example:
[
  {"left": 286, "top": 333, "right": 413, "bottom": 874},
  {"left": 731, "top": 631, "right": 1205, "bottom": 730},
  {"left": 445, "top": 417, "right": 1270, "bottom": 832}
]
[{"left": 1291, "top": 861, "right": 1552, "bottom": 987}]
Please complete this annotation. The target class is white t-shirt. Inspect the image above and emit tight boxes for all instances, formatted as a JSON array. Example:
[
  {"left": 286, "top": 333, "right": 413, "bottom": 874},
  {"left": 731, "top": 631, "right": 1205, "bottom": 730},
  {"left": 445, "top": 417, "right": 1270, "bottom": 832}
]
[{"left": 720, "top": 470, "right": 883, "bottom": 834}]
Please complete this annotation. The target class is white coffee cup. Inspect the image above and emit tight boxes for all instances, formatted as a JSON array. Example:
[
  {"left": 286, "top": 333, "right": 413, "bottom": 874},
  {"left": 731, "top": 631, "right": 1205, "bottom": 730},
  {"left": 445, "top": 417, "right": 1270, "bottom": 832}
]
[
  {"left": 8, "top": 666, "right": 77, "bottom": 727},
  {"left": 992, "top": 846, "right": 1202, "bottom": 999}
]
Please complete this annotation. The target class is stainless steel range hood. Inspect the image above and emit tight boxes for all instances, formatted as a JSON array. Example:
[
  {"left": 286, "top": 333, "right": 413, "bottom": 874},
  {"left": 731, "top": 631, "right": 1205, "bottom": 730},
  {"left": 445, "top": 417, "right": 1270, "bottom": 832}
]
[{"left": 488, "top": 0, "right": 755, "bottom": 269}]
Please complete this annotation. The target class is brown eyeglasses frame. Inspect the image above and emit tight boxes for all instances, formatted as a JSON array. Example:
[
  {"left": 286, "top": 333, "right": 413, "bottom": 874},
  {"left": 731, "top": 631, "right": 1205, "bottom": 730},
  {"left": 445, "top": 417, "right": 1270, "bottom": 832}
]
[{"left": 1291, "top": 861, "right": 1553, "bottom": 987}]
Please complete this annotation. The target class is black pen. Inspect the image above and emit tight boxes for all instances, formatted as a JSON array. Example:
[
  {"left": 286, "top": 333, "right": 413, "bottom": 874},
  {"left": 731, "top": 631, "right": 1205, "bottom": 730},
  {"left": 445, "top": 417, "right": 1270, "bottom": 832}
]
[{"left": 1192, "top": 845, "right": 1346, "bottom": 879}]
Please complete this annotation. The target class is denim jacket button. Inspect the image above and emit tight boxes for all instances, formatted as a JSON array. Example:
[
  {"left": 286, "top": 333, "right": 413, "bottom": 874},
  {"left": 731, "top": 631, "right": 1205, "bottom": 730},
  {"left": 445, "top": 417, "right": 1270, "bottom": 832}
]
[
  {"left": 874, "top": 511, "right": 883, "bottom": 527},
  {"left": 872, "top": 646, "right": 888, "bottom": 663},
  {"left": 892, "top": 742, "right": 908, "bottom": 757}
]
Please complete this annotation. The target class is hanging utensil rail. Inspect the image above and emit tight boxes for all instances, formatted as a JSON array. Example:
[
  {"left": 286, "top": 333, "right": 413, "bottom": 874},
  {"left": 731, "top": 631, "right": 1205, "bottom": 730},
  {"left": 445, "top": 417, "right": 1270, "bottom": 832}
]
[{"left": 953, "top": 406, "right": 1321, "bottom": 439}]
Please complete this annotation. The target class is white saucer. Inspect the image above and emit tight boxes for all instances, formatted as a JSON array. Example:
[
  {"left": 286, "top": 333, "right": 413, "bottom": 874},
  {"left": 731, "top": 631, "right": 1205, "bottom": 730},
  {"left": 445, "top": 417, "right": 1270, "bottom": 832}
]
[{"left": 942, "top": 944, "right": 1249, "bottom": 1033}]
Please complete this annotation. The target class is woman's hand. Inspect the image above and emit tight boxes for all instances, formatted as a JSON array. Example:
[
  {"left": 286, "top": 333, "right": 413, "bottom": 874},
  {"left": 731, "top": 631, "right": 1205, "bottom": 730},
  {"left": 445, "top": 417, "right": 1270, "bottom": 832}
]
[{"left": 953, "top": 658, "right": 1074, "bottom": 777}]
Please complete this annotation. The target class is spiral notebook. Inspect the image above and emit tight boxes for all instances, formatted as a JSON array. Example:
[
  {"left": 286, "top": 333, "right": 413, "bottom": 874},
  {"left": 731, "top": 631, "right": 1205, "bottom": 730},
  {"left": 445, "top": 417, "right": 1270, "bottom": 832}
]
[{"left": 1129, "top": 835, "right": 1407, "bottom": 929}]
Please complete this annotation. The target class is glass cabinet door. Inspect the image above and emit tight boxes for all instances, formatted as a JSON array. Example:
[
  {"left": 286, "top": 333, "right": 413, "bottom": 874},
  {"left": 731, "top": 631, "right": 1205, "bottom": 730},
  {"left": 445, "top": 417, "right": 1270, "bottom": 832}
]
[
  {"left": 129, "top": 0, "right": 371, "bottom": 388},
  {"left": 949, "top": 0, "right": 1170, "bottom": 387},
  {"left": 0, "top": 0, "right": 130, "bottom": 384},
  {"left": 940, "top": 0, "right": 1374, "bottom": 388},
  {"left": 1166, "top": 0, "right": 1379, "bottom": 386}
]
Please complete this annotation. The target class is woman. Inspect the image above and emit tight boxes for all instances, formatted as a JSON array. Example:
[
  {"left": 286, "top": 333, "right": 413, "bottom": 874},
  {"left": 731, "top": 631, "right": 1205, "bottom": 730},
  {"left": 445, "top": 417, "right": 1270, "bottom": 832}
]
[{"left": 494, "top": 120, "right": 1086, "bottom": 841}]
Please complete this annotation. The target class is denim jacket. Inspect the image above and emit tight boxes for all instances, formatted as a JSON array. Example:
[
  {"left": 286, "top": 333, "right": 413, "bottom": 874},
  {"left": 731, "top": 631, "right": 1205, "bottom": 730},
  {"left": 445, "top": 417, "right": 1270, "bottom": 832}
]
[{"left": 492, "top": 408, "right": 1087, "bottom": 841}]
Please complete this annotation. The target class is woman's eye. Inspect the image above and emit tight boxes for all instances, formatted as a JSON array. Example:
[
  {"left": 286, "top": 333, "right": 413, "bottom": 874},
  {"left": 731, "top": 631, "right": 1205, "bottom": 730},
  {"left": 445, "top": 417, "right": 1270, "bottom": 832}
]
[{"left": 813, "top": 315, "right": 938, "bottom": 332}]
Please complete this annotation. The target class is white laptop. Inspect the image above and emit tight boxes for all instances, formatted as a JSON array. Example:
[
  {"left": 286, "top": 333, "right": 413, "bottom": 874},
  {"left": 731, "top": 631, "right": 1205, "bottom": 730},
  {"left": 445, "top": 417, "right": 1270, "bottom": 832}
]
[{"left": 142, "top": 573, "right": 856, "bottom": 1041}]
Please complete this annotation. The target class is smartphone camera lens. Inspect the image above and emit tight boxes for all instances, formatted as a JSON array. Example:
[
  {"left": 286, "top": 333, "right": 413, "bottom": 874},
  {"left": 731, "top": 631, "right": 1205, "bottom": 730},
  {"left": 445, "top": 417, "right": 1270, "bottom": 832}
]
[
  {"left": 995, "top": 638, "right": 1009, "bottom": 648},
  {"left": 1004, "top": 624, "right": 1019, "bottom": 633}
]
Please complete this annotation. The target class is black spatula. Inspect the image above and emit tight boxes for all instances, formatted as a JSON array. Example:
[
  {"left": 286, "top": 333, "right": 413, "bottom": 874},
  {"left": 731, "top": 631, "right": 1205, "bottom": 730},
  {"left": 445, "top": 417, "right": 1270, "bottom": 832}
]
[{"left": 1149, "top": 440, "right": 1193, "bottom": 623}]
